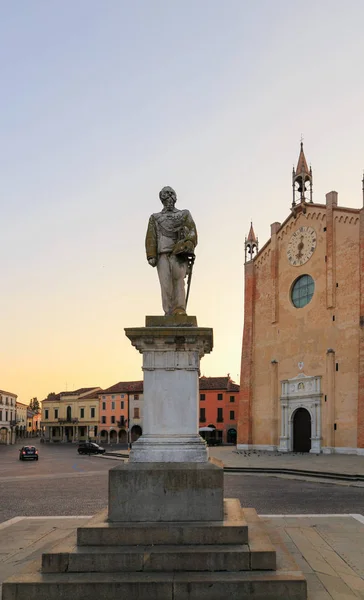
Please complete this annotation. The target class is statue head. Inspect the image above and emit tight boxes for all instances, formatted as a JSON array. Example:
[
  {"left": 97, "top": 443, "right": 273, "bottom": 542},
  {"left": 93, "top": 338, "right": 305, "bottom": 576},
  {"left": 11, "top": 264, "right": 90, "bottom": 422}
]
[{"left": 159, "top": 186, "right": 177, "bottom": 211}]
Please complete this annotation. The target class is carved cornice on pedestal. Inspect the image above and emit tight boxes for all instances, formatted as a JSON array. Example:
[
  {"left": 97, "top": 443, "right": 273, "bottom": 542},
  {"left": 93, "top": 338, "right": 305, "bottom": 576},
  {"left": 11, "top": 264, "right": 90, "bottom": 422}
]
[{"left": 125, "top": 326, "right": 213, "bottom": 359}]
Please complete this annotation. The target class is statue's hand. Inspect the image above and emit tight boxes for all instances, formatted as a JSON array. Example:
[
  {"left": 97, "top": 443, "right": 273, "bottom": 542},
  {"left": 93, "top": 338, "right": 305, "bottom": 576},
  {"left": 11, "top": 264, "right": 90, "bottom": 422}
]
[{"left": 148, "top": 258, "right": 157, "bottom": 267}]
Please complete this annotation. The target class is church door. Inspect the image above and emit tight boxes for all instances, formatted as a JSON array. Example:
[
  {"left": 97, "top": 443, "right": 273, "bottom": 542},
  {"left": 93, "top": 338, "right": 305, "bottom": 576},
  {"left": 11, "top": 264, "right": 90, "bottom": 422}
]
[{"left": 293, "top": 408, "right": 311, "bottom": 452}]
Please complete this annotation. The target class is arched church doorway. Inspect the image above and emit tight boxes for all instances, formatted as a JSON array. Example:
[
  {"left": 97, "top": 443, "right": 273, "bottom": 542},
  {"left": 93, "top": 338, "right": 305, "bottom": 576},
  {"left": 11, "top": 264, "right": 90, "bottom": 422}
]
[{"left": 293, "top": 408, "right": 311, "bottom": 452}]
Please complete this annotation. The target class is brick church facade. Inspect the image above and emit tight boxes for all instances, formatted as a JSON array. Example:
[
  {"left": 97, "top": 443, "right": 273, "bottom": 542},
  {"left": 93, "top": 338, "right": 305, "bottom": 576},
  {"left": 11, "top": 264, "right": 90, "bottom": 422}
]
[{"left": 237, "top": 143, "right": 364, "bottom": 455}]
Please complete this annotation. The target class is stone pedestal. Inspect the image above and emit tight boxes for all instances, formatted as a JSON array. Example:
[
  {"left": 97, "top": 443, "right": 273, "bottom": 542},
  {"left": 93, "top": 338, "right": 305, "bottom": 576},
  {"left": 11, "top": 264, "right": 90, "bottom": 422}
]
[
  {"left": 108, "top": 461, "right": 224, "bottom": 522},
  {"left": 125, "top": 317, "right": 213, "bottom": 463},
  {"left": 1, "top": 314, "right": 307, "bottom": 599}
]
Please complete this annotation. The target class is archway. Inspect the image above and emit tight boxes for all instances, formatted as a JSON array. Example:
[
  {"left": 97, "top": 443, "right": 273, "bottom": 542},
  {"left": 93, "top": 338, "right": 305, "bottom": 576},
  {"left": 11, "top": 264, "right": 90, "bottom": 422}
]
[
  {"left": 109, "top": 430, "right": 117, "bottom": 443},
  {"left": 227, "top": 428, "right": 237, "bottom": 444},
  {"left": 131, "top": 425, "right": 142, "bottom": 442},
  {"left": 293, "top": 408, "right": 311, "bottom": 452},
  {"left": 118, "top": 430, "right": 127, "bottom": 443},
  {"left": 100, "top": 430, "right": 108, "bottom": 444}
]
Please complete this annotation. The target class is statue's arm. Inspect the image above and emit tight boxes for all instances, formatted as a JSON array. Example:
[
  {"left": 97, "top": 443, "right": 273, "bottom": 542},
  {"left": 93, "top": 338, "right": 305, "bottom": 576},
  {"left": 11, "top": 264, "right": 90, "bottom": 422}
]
[
  {"left": 184, "top": 210, "right": 198, "bottom": 249},
  {"left": 145, "top": 215, "right": 158, "bottom": 264}
]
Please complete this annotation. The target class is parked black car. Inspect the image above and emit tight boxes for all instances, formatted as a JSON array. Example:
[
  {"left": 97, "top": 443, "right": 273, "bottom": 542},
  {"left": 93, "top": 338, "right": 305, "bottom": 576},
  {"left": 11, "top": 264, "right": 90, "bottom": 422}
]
[
  {"left": 77, "top": 442, "right": 105, "bottom": 455},
  {"left": 19, "top": 446, "right": 39, "bottom": 461}
]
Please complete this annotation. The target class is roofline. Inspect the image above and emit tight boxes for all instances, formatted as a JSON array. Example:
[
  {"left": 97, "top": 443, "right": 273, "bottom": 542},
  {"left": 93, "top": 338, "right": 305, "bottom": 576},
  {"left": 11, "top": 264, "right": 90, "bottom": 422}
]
[{"left": 251, "top": 201, "right": 361, "bottom": 263}]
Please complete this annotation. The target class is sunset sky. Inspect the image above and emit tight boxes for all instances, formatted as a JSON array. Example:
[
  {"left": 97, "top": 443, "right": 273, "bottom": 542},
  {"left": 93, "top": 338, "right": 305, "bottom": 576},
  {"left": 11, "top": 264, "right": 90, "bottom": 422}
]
[{"left": 1, "top": 0, "right": 364, "bottom": 403}]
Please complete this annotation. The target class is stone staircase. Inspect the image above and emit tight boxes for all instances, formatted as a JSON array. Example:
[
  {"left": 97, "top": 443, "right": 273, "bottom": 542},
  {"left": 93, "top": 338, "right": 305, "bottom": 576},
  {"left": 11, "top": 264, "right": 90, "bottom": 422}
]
[{"left": 2, "top": 499, "right": 307, "bottom": 600}]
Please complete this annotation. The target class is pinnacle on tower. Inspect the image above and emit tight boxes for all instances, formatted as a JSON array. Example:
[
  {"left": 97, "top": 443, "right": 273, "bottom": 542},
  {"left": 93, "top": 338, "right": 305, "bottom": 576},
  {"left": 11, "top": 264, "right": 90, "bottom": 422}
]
[
  {"left": 292, "top": 141, "right": 313, "bottom": 206},
  {"left": 247, "top": 221, "right": 257, "bottom": 244},
  {"left": 245, "top": 221, "right": 258, "bottom": 262}
]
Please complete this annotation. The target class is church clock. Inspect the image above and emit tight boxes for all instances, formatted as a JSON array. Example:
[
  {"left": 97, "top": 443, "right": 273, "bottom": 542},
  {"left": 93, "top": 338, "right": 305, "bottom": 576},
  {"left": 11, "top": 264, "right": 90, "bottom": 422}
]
[{"left": 287, "top": 226, "right": 317, "bottom": 266}]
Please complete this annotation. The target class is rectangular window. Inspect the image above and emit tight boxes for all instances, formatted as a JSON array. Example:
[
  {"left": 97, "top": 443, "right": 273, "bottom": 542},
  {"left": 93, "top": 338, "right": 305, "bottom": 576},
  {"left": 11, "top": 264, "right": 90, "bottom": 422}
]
[
  {"left": 200, "top": 408, "right": 206, "bottom": 422},
  {"left": 45, "top": 409, "right": 49, "bottom": 420},
  {"left": 102, "top": 402, "right": 106, "bottom": 410},
  {"left": 230, "top": 410, "right": 235, "bottom": 420},
  {"left": 134, "top": 407, "right": 140, "bottom": 418},
  {"left": 0, "top": 410, "right": 2, "bottom": 421},
  {"left": 111, "top": 415, "right": 115, "bottom": 424},
  {"left": 112, "top": 395, "right": 115, "bottom": 399},
  {"left": 5, "top": 411, "right": 8, "bottom": 421},
  {"left": 90, "top": 407, "right": 95, "bottom": 418},
  {"left": 119, "top": 416, "right": 125, "bottom": 426},
  {"left": 217, "top": 408, "right": 223, "bottom": 422},
  {"left": 134, "top": 394, "right": 139, "bottom": 400},
  {"left": 80, "top": 408, "right": 85, "bottom": 419},
  {"left": 28, "top": 421, "right": 32, "bottom": 428},
  {"left": 101, "top": 416, "right": 106, "bottom": 424},
  {"left": 120, "top": 401, "right": 124, "bottom": 409},
  {"left": 230, "top": 396, "right": 235, "bottom": 403},
  {"left": 111, "top": 401, "right": 115, "bottom": 410},
  {"left": 54, "top": 408, "right": 58, "bottom": 419},
  {"left": 200, "top": 394, "right": 205, "bottom": 401},
  {"left": 217, "top": 393, "right": 223, "bottom": 401}
]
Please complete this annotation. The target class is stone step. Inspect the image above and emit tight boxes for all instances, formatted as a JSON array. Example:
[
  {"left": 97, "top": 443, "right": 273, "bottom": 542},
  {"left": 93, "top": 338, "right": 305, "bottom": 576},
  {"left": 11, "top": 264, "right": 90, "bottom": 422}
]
[
  {"left": 43, "top": 507, "right": 276, "bottom": 573},
  {"left": 2, "top": 569, "right": 307, "bottom": 600},
  {"left": 78, "top": 498, "right": 249, "bottom": 546},
  {"left": 42, "top": 539, "right": 252, "bottom": 573}
]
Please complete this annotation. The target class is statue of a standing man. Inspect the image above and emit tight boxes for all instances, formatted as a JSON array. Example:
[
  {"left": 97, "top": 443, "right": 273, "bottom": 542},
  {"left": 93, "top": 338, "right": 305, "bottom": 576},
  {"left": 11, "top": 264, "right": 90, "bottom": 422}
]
[{"left": 145, "top": 186, "right": 197, "bottom": 316}]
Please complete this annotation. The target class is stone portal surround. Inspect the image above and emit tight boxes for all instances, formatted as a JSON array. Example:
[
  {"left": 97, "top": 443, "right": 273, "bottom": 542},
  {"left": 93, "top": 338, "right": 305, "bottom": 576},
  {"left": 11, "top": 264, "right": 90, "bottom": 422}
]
[{"left": 279, "top": 373, "right": 322, "bottom": 454}]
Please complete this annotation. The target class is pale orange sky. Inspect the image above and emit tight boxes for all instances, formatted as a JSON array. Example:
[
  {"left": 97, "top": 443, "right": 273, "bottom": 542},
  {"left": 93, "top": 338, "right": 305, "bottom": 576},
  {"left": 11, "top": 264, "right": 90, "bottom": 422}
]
[{"left": 1, "top": 1, "right": 364, "bottom": 403}]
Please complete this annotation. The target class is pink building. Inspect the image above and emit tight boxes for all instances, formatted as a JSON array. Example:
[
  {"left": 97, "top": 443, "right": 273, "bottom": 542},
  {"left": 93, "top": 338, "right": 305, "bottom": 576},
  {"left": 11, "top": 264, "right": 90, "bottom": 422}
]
[{"left": 99, "top": 381, "right": 143, "bottom": 445}]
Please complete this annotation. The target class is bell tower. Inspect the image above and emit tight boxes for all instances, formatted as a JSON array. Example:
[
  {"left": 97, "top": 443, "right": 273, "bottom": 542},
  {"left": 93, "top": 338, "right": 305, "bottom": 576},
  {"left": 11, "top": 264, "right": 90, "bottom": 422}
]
[
  {"left": 292, "top": 141, "right": 313, "bottom": 207},
  {"left": 244, "top": 222, "right": 258, "bottom": 262}
]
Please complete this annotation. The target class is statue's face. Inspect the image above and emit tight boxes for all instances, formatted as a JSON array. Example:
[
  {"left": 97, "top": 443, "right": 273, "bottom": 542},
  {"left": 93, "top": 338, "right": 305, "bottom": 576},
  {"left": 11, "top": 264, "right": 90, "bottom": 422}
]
[{"left": 160, "top": 187, "right": 176, "bottom": 211}]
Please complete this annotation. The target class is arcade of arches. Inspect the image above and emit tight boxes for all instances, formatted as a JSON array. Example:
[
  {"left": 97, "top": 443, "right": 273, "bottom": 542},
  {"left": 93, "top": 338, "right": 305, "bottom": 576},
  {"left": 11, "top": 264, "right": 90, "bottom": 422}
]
[{"left": 99, "top": 426, "right": 142, "bottom": 445}]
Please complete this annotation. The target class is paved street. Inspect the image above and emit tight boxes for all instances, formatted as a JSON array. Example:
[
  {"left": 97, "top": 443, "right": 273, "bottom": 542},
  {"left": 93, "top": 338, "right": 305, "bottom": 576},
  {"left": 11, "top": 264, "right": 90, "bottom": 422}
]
[{"left": 0, "top": 443, "right": 363, "bottom": 524}]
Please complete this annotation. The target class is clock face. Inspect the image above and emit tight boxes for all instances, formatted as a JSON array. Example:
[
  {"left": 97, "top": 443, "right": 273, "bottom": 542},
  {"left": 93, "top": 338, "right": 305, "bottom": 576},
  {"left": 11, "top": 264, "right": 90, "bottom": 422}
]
[{"left": 287, "top": 226, "right": 317, "bottom": 266}]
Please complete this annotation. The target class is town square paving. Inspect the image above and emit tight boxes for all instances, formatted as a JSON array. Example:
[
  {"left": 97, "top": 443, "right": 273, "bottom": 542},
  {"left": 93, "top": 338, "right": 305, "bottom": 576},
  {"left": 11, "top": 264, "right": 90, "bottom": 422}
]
[{"left": 0, "top": 442, "right": 363, "bottom": 598}]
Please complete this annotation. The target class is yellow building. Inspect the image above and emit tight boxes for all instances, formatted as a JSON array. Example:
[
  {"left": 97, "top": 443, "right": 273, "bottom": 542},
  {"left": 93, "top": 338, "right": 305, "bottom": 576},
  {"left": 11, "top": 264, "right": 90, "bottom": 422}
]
[
  {"left": 0, "top": 389, "right": 17, "bottom": 444},
  {"left": 41, "top": 387, "right": 101, "bottom": 443},
  {"left": 238, "top": 144, "right": 364, "bottom": 455}
]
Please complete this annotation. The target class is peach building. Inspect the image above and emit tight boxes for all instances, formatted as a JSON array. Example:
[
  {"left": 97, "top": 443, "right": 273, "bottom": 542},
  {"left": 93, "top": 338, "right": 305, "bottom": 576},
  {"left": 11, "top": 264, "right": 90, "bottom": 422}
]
[
  {"left": 198, "top": 376, "right": 239, "bottom": 444},
  {"left": 238, "top": 143, "right": 364, "bottom": 455},
  {"left": 99, "top": 381, "right": 143, "bottom": 445}
]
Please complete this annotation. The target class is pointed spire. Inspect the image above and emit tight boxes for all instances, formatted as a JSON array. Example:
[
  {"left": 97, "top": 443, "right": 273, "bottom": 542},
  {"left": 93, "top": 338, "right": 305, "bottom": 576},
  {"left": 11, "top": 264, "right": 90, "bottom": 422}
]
[
  {"left": 247, "top": 221, "right": 257, "bottom": 244},
  {"left": 245, "top": 221, "right": 258, "bottom": 263},
  {"left": 296, "top": 141, "right": 310, "bottom": 176},
  {"left": 292, "top": 140, "right": 313, "bottom": 207}
]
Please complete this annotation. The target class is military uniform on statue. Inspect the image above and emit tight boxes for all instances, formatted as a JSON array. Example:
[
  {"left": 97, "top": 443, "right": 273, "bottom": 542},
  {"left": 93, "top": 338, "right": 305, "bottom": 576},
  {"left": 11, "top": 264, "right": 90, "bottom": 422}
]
[{"left": 145, "top": 186, "right": 197, "bottom": 316}]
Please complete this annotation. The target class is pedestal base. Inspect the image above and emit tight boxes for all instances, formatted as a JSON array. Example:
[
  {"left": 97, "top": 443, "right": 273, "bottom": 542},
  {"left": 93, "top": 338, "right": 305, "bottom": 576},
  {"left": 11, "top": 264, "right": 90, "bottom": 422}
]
[
  {"left": 108, "top": 460, "right": 224, "bottom": 522},
  {"left": 129, "top": 434, "right": 208, "bottom": 463},
  {"left": 2, "top": 500, "right": 307, "bottom": 600}
]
